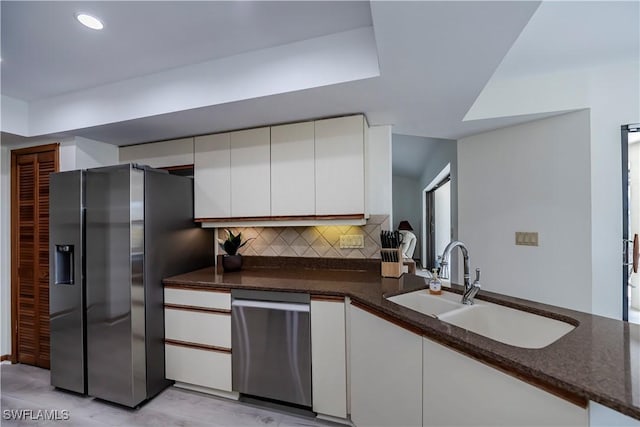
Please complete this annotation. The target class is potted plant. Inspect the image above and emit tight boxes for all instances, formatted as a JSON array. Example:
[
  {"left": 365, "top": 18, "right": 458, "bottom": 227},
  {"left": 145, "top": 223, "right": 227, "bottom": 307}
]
[{"left": 218, "top": 229, "right": 253, "bottom": 272}]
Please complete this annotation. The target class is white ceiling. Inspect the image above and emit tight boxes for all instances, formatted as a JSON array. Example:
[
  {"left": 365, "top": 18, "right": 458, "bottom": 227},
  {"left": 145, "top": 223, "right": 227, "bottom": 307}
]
[
  {"left": 490, "top": 1, "right": 640, "bottom": 80},
  {"left": 1, "top": 1, "right": 373, "bottom": 101},
  {"left": 1, "top": 1, "right": 637, "bottom": 147},
  {"left": 392, "top": 134, "right": 452, "bottom": 179}
]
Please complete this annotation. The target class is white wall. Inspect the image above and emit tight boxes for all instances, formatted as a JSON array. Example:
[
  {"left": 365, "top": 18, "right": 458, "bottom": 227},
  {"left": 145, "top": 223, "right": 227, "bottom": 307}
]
[
  {"left": 0, "top": 136, "right": 117, "bottom": 356},
  {"left": 75, "top": 137, "right": 118, "bottom": 169},
  {"left": 367, "top": 125, "right": 393, "bottom": 218},
  {"left": 587, "top": 63, "right": 639, "bottom": 319},
  {"left": 458, "top": 110, "right": 592, "bottom": 313},
  {"left": 463, "top": 61, "right": 640, "bottom": 319},
  {"left": 1, "top": 95, "right": 29, "bottom": 136},
  {"left": 392, "top": 174, "right": 421, "bottom": 257}
]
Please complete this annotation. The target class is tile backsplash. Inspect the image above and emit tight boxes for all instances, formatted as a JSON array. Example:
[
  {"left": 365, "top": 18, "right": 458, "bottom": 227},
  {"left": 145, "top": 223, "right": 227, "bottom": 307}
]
[{"left": 217, "top": 215, "right": 389, "bottom": 259}]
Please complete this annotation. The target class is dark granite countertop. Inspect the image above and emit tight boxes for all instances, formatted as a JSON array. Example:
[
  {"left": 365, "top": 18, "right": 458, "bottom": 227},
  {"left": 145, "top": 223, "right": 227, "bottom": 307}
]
[{"left": 163, "top": 262, "right": 640, "bottom": 420}]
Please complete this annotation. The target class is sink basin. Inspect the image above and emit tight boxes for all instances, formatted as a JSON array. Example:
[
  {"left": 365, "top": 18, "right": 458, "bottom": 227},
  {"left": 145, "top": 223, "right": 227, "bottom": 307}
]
[
  {"left": 386, "top": 289, "right": 576, "bottom": 349},
  {"left": 438, "top": 303, "right": 575, "bottom": 349},
  {"left": 387, "top": 290, "right": 464, "bottom": 317}
]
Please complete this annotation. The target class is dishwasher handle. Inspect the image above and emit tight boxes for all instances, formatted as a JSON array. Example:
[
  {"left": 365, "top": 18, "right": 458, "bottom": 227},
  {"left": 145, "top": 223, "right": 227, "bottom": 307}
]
[{"left": 231, "top": 299, "right": 310, "bottom": 312}]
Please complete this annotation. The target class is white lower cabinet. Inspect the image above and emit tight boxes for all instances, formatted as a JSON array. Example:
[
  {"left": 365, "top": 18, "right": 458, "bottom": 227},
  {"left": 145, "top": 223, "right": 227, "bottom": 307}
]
[
  {"left": 589, "top": 401, "right": 640, "bottom": 426},
  {"left": 164, "top": 287, "right": 231, "bottom": 310},
  {"left": 311, "top": 299, "right": 347, "bottom": 419},
  {"left": 165, "top": 344, "right": 232, "bottom": 392},
  {"left": 422, "top": 337, "right": 588, "bottom": 426},
  {"left": 164, "top": 308, "right": 231, "bottom": 348},
  {"left": 164, "top": 288, "right": 233, "bottom": 397},
  {"left": 350, "top": 305, "right": 423, "bottom": 427}
]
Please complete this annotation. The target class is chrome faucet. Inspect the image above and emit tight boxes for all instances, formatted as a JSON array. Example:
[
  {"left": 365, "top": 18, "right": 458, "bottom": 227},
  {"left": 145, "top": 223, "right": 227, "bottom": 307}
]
[{"left": 439, "top": 240, "right": 481, "bottom": 305}]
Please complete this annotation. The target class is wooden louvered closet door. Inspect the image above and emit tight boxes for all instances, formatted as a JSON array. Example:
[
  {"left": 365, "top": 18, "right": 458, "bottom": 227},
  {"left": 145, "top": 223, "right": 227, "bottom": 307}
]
[{"left": 11, "top": 144, "right": 59, "bottom": 368}]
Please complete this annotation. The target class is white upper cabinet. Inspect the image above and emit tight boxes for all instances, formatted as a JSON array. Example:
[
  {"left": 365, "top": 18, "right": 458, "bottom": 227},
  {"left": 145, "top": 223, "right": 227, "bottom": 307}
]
[
  {"left": 315, "top": 115, "right": 365, "bottom": 216},
  {"left": 230, "top": 127, "right": 271, "bottom": 217},
  {"left": 119, "top": 138, "right": 194, "bottom": 168},
  {"left": 194, "top": 133, "right": 231, "bottom": 219},
  {"left": 271, "top": 122, "right": 315, "bottom": 216},
  {"left": 192, "top": 115, "right": 368, "bottom": 225}
]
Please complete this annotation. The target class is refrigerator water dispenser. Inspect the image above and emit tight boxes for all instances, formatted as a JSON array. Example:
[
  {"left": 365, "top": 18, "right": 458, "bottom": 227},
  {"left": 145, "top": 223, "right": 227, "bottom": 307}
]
[{"left": 54, "top": 245, "right": 74, "bottom": 285}]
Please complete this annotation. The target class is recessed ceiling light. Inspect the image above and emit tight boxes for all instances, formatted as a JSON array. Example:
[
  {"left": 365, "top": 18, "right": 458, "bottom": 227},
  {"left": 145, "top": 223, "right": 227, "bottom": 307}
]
[{"left": 76, "top": 13, "right": 103, "bottom": 30}]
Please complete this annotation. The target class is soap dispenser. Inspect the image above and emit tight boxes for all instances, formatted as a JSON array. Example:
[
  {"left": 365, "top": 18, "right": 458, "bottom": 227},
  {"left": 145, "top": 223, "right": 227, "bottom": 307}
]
[{"left": 429, "top": 269, "right": 442, "bottom": 295}]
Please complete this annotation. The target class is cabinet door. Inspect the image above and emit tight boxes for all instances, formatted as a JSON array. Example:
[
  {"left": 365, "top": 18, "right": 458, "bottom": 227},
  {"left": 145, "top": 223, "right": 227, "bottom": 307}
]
[
  {"left": 422, "top": 337, "right": 588, "bottom": 426},
  {"left": 589, "top": 401, "right": 640, "bottom": 427},
  {"left": 350, "top": 305, "right": 422, "bottom": 427},
  {"left": 315, "top": 115, "right": 365, "bottom": 215},
  {"left": 165, "top": 344, "right": 232, "bottom": 392},
  {"left": 164, "top": 288, "right": 231, "bottom": 310},
  {"left": 230, "top": 127, "right": 271, "bottom": 217},
  {"left": 311, "top": 299, "right": 347, "bottom": 418},
  {"left": 194, "top": 133, "right": 231, "bottom": 219},
  {"left": 271, "top": 122, "right": 315, "bottom": 216},
  {"left": 164, "top": 309, "right": 231, "bottom": 348},
  {"left": 119, "top": 138, "right": 194, "bottom": 168}
]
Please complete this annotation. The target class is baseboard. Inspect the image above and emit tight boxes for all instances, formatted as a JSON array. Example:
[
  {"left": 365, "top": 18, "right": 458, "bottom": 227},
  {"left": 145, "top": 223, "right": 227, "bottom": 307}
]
[
  {"left": 0, "top": 354, "right": 11, "bottom": 362},
  {"left": 316, "top": 413, "right": 354, "bottom": 426},
  {"left": 173, "top": 382, "right": 239, "bottom": 400}
]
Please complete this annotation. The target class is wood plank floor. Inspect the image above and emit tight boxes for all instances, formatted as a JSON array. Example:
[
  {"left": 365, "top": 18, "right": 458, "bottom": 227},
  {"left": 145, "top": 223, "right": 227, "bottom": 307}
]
[{"left": 0, "top": 363, "right": 339, "bottom": 427}]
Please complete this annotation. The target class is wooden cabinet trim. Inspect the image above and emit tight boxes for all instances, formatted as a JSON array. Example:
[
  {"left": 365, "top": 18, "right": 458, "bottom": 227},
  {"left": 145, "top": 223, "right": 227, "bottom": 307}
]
[
  {"left": 10, "top": 143, "right": 60, "bottom": 156},
  {"left": 164, "top": 285, "right": 230, "bottom": 293},
  {"left": 311, "top": 295, "right": 345, "bottom": 302},
  {"left": 164, "top": 339, "right": 231, "bottom": 354},
  {"left": 159, "top": 164, "right": 194, "bottom": 172},
  {"left": 164, "top": 303, "right": 230, "bottom": 315},
  {"left": 195, "top": 214, "right": 365, "bottom": 223}
]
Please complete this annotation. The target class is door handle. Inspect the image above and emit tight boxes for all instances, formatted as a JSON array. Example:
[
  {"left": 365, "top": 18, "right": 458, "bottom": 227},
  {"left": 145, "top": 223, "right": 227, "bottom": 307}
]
[{"left": 633, "top": 233, "right": 639, "bottom": 273}]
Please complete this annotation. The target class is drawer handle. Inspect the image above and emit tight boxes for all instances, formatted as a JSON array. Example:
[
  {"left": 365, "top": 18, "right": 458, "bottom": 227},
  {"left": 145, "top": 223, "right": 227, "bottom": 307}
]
[{"left": 231, "top": 300, "right": 310, "bottom": 312}]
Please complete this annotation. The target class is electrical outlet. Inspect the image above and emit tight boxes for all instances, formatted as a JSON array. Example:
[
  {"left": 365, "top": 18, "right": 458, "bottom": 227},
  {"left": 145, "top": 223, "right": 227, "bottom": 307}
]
[
  {"left": 340, "top": 235, "right": 364, "bottom": 249},
  {"left": 515, "top": 232, "right": 539, "bottom": 246}
]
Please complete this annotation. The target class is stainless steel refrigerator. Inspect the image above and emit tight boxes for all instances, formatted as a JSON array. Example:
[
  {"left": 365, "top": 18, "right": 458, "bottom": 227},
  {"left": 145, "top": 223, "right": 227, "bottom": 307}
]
[{"left": 49, "top": 164, "right": 213, "bottom": 407}]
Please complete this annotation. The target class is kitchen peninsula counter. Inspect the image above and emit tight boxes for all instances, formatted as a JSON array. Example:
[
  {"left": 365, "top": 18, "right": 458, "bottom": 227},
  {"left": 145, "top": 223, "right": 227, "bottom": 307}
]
[{"left": 164, "top": 262, "right": 640, "bottom": 421}]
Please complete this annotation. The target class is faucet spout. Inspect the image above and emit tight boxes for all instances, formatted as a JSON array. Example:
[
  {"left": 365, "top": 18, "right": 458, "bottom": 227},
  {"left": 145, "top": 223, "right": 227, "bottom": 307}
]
[{"left": 440, "top": 240, "right": 480, "bottom": 305}]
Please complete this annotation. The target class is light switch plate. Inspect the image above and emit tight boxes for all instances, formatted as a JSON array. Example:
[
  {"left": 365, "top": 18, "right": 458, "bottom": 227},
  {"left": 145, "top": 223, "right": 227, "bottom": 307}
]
[
  {"left": 515, "top": 232, "right": 539, "bottom": 246},
  {"left": 340, "top": 235, "right": 365, "bottom": 249}
]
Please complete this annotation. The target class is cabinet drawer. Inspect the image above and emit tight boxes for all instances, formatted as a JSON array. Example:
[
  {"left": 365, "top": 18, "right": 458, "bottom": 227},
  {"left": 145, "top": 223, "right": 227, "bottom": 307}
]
[
  {"left": 165, "top": 344, "right": 231, "bottom": 392},
  {"left": 165, "top": 308, "right": 231, "bottom": 348},
  {"left": 164, "top": 288, "right": 230, "bottom": 310}
]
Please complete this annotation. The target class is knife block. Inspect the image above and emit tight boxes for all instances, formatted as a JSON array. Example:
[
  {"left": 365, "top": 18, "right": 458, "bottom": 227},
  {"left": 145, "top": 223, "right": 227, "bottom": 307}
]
[{"left": 380, "top": 248, "right": 403, "bottom": 278}]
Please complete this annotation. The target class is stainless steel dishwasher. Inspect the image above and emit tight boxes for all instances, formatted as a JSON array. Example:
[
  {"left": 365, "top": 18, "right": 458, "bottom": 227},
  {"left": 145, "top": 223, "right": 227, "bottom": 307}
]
[{"left": 231, "top": 290, "right": 312, "bottom": 407}]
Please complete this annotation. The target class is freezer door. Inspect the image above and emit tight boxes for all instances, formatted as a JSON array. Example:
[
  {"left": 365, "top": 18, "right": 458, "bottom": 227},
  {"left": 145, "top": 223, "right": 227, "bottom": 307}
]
[
  {"left": 49, "top": 170, "right": 86, "bottom": 394},
  {"left": 86, "top": 164, "right": 146, "bottom": 407}
]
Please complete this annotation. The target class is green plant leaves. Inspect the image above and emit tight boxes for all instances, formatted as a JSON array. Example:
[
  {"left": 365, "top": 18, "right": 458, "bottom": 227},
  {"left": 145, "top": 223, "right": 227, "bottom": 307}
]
[{"left": 218, "top": 229, "right": 254, "bottom": 256}]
